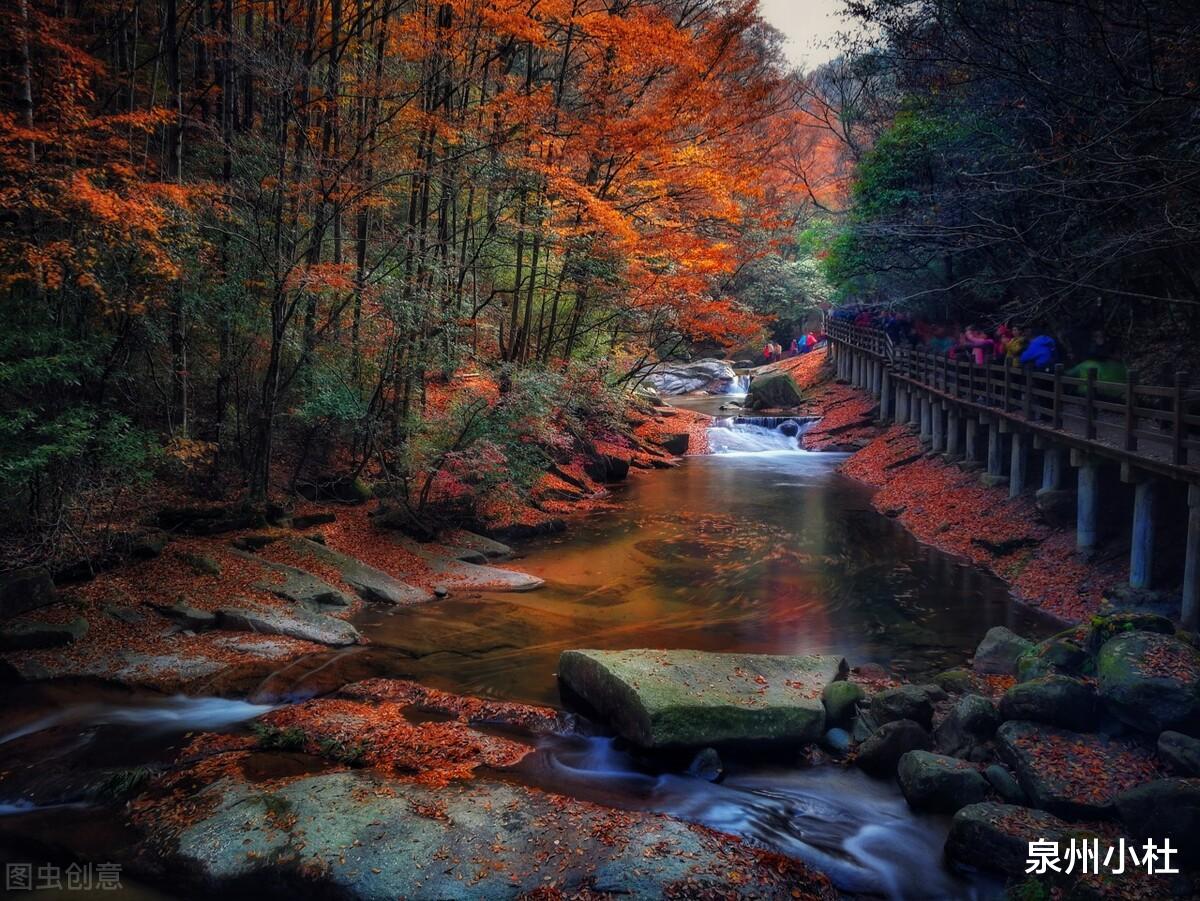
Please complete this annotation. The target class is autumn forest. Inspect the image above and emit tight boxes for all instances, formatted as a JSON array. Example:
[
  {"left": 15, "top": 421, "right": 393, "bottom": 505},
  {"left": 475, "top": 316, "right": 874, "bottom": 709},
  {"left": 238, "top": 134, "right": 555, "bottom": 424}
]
[{"left": 2, "top": 2, "right": 1200, "bottom": 899}]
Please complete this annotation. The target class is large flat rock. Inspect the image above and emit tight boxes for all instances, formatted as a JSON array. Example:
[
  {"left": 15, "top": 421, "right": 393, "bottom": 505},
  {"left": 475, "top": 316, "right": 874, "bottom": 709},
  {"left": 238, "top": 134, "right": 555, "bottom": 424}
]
[
  {"left": 558, "top": 648, "right": 847, "bottom": 748},
  {"left": 164, "top": 772, "right": 833, "bottom": 899},
  {"left": 287, "top": 539, "right": 434, "bottom": 605}
]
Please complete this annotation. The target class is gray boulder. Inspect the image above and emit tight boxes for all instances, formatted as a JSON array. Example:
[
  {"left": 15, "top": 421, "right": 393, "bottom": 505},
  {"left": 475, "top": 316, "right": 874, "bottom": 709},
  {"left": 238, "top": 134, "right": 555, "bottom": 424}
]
[
  {"left": 557, "top": 648, "right": 846, "bottom": 748},
  {"left": 744, "top": 372, "right": 803, "bottom": 411},
  {"left": 686, "top": 747, "right": 723, "bottom": 782},
  {"left": 288, "top": 539, "right": 434, "bottom": 605},
  {"left": 1097, "top": 631, "right": 1200, "bottom": 735},
  {"left": 998, "top": 675, "right": 1098, "bottom": 732},
  {"left": 897, "top": 751, "right": 989, "bottom": 813},
  {"left": 971, "top": 626, "right": 1032, "bottom": 676},
  {"left": 0, "top": 568, "right": 57, "bottom": 621},
  {"left": 855, "top": 719, "right": 931, "bottom": 777},
  {"left": 934, "top": 693, "right": 999, "bottom": 760},
  {"left": 0, "top": 616, "right": 87, "bottom": 652},
  {"left": 1116, "top": 778, "right": 1200, "bottom": 858},
  {"left": 983, "top": 764, "right": 1025, "bottom": 805},
  {"left": 870, "top": 684, "right": 934, "bottom": 730},
  {"left": 1158, "top": 731, "right": 1200, "bottom": 776},
  {"left": 646, "top": 359, "right": 737, "bottom": 396},
  {"left": 232, "top": 549, "right": 354, "bottom": 609},
  {"left": 165, "top": 772, "right": 832, "bottom": 899},
  {"left": 216, "top": 604, "right": 360, "bottom": 647},
  {"left": 945, "top": 802, "right": 1075, "bottom": 877},
  {"left": 153, "top": 602, "right": 217, "bottom": 632}
]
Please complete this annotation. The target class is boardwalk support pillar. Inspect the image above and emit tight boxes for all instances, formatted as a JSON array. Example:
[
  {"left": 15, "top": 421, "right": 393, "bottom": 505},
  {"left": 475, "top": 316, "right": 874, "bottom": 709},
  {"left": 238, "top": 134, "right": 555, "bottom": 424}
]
[
  {"left": 964, "top": 417, "right": 981, "bottom": 465},
  {"left": 944, "top": 408, "right": 962, "bottom": 461},
  {"left": 1040, "top": 446, "right": 1066, "bottom": 493},
  {"left": 880, "top": 369, "right": 893, "bottom": 422},
  {"left": 932, "top": 402, "right": 946, "bottom": 453},
  {"left": 1009, "top": 432, "right": 1028, "bottom": 498},
  {"left": 1076, "top": 456, "right": 1101, "bottom": 554},
  {"left": 1184, "top": 485, "right": 1200, "bottom": 632},
  {"left": 920, "top": 396, "right": 932, "bottom": 445},
  {"left": 1128, "top": 475, "right": 1157, "bottom": 590}
]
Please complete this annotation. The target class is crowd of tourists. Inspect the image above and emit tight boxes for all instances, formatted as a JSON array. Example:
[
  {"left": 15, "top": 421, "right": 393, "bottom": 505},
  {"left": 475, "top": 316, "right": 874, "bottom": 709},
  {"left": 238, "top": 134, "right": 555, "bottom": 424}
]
[
  {"left": 828, "top": 308, "right": 1126, "bottom": 383},
  {"left": 762, "top": 331, "right": 823, "bottom": 364}
]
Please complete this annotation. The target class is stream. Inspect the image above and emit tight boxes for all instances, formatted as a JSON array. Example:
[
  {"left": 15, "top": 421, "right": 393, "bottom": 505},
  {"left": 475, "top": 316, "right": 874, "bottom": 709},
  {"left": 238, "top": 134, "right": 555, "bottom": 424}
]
[{"left": 0, "top": 408, "right": 1060, "bottom": 899}]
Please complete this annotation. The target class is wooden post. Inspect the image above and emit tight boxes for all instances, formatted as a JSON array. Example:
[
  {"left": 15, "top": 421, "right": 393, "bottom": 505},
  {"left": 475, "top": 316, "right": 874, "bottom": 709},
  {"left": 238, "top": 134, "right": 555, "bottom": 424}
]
[
  {"left": 987, "top": 421, "right": 1005, "bottom": 477},
  {"left": 1129, "top": 477, "right": 1157, "bottom": 590},
  {"left": 1175, "top": 371, "right": 1189, "bottom": 466},
  {"left": 1124, "top": 369, "right": 1138, "bottom": 451},
  {"left": 932, "top": 401, "right": 946, "bottom": 453},
  {"left": 1085, "top": 367, "right": 1098, "bottom": 440},
  {"left": 1053, "top": 364, "right": 1064, "bottom": 429},
  {"left": 880, "top": 369, "right": 893, "bottom": 421},
  {"left": 1184, "top": 485, "right": 1200, "bottom": 632},
  {"left": 920, "top": 395, "right": 932, "bottom": 444},
  {"left": 1023, "top": 366, "right": 1033, "bottom": 420},
  {"left": 1003, "top": 363, "right": 1011, "bottom": 413}
]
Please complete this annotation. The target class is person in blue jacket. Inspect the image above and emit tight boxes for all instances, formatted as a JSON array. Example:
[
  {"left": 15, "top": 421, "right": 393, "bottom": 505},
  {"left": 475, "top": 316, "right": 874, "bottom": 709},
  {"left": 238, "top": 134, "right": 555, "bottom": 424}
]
[{"left": 1020, "top": 334, "right": 1058, "bottom": 371}]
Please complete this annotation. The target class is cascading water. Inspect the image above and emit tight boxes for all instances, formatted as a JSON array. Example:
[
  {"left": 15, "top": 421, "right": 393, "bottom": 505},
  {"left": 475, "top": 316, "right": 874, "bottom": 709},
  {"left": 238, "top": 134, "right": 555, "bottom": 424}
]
[
  {"left": 725, "top": 373, "right": 752, "bottom": 394},
  {"left": 513, "top": 733, "right": 997, "bottom": 899},
  {"left": 706, "top": 416, "right": 813, "bottom": 454}
]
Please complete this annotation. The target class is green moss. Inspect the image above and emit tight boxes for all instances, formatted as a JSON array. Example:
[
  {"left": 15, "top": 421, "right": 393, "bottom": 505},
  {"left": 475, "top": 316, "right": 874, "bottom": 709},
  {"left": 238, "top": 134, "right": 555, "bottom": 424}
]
[{"left": 251, "top": 723, "right": 307, "bottom": 751}]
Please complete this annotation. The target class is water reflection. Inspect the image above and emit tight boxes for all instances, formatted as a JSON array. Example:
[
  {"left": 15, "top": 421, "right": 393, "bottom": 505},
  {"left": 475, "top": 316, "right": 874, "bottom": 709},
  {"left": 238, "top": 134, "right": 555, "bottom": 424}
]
[{"left": 346, "top": 439, "right": 1057, "bottom": 707}]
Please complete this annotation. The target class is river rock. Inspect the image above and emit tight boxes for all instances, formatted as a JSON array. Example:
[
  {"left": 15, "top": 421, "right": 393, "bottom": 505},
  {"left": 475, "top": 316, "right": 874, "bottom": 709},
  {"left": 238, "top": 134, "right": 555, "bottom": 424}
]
[
  {"left": 1115, "top": 778, "right": 1200, "bottom": 857},
  {"left": 287, "top": 539, "right": 433, "bottom": 605},
  {"left": 646, "top": 359, "right": 737, "bottom": 395},
  {"left": 442, "top": 529, "right": 513, "bottom": 561},
  {"left": 945, "top": 802, "right": 1076, "bottom": 877},
  {"left": 971, "top": 626, "right": 1033, "bottom": 676},
  {"left": 163, "top": 771, "right": 833, "bottom": 899},
  {"left": 823, "top": 727, "right": 851, "bottom": 754},
  {"left": 983, "top": 764, "right": 1026, "bottom": 805},
  {"left": 557, "top": 649, "right": 846, "bottom": 748},
  {"left": 1097, "top": 631, "right": 1200, "bottom": 735},
  {"left": 1159, "top": 731, "right": 1200, "bottom": 776},
  {"left": 0, "top": 616, "right": 87, "bottom": 652},
  {"left": 1015, "top": 633, "right": 1089, "bottom": 682},
  {"left": 821, "top": 680, "right": 864, "bottom": 726},
  {"left": 153, "top": 602, "right": 217, "bottom": 632},
  {"left": 1084, "top": 612, "right": 1174, "bottom": 654},
  {"left": 177, "top": 551, "right": 222, "bottom": 576},
  {"left": 686, "top": 747, "right": 723, "bottom": 782},
  {"left": 869, "top": 684, "right": 934, "bottom": 729},
  {"left": 231, "top": 549, "right": 354, "bottom": 609},
  {"left": 394, "top": 538, "right": 543, "bottom": 593},
  {"left": 933, "top": 669, "right": 978, "bottom": 694},
  {"left": 744, "top": 372, "right": 803, "bottom": 410},
  {"left": 998, "top": 675, "right": 1098, "bottom": 732},
  {"left": 897, "top": 751, "right": 989, "bottom": 813},
  {"left": 996, "top": 720, "right": 1161, "bottom": 818},
  {"left": 933, "top": 693, "right": 999, "bottom": 760},
  {"left": 0, "top": 567, "right": 57, "bottom": 621},
  {"left": 216, "top": 604, "right": 360, "bottom": 647},
  {"left": 659, "top": 433, "right": 690, "bottom": 455},
  {"left": 855, "top": 719, "right": 931, "bottom": 776}
]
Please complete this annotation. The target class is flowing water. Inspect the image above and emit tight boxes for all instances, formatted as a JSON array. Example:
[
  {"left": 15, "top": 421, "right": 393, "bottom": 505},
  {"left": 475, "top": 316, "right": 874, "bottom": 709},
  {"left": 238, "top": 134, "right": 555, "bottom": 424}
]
[{"left": 0, "top": 415, "right": 1060, "bottom": 899}]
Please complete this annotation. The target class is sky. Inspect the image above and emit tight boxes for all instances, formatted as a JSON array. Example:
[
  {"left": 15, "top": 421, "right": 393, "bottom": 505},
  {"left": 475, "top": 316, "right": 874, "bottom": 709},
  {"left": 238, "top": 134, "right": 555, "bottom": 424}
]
[{"left": 757, "top": 0, "right": 850, "bottom": 70}]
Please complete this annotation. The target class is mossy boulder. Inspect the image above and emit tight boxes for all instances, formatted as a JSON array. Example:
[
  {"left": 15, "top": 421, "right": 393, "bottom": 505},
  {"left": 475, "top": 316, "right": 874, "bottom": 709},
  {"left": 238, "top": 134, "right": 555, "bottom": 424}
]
[
  {"left": 744, "top": 372, "right": 803, "bottom": 410},
  {"left": 557, "top": 649, "right": 847, "bottom": 748},
  {"left": 945, "top": 802, "right": 1077, "bottom": 877},
  {"left": 0, "top": 616, "right": 87, "bottom": 652},
  {"left": 1159, "top": 731, "right": 1200, "bottom": 776},
  {"left": 897, "top": 751, "right": 989, "bottom": 813},
  {"left": 933, "top": 668, "right": 978, "bottom": 694},
  {"left": 821, "top": 680, "right": 864, "bottom": 726},
  {"left": 1096, "top": 631, "right": 1200, "bottom": 735},
  {"left": 1015, "top": 633, "right": 1089, "bottom": 682},
  {"left": 998, "top": 675, "right": 1098, "bottom": 732},
  {"left": 1085, "top": 612, "right": 1174, "bottom": 655}
]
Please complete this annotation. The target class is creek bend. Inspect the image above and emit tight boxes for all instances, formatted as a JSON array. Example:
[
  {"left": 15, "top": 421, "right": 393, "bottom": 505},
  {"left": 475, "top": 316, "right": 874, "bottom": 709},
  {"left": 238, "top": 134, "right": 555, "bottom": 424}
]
[{"left": 0, "top": 413, "right": 1060, "bottom": 899}]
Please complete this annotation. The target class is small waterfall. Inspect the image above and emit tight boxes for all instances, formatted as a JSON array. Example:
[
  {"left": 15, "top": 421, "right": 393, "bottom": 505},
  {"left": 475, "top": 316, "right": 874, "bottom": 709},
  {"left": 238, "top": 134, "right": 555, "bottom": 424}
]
[
  {"left": 706, "top": 417, "right": 814, "bottom": 454},
  {"left": 725, "top": 374, "right": 752, "bottom": 395}
]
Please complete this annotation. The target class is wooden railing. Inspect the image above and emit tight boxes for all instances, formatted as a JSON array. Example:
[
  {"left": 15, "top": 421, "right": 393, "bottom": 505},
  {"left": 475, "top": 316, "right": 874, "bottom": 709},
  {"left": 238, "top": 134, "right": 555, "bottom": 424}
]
[{"left": 826, "top": 319, "right": 1200, "bottom": 478}]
